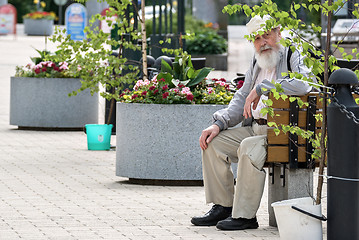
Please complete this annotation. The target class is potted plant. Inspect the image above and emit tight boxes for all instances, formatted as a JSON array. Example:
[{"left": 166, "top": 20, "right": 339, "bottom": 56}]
[
  {"left": 186, "top": 28, "right": 228, "bottom": 71},
  {"left": 10, "top": 49, "right": 98, "bottom": 129},
  {"left": 23, "top": 1, "right": 56, "bottom": 36},
  {"left": 116, "top": 52, "right": 240, "bottom": 182}
]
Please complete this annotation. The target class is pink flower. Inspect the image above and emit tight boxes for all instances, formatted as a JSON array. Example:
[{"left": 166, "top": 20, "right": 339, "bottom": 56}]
[
  {"left": 207, "top": 87, "right": 214, "bottom": 94},
  {"left": 134, "top": 80, "right": 144, "bottom": 90},
  {"left": 59, "top": 62, "right": 69, "bottom": 70},
  {"left": 170, "top": 88, "right": 179, "bottom": 93},
  {"left": 181, "top": 87, "right": 191, "bottom": 95}
]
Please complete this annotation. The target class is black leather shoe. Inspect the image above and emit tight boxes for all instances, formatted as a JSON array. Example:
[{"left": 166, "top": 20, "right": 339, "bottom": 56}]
[
  {"left": 191, "top": 205, "right": 232, "bottom": 226},
  {"left": 216, "top": 216, "right": 259, "bottom": 230}
]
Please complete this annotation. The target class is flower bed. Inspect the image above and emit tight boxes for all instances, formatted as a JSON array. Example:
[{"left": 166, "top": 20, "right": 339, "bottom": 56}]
[{"left": 119, "top": 77, "right": 234, "bottom": 105}]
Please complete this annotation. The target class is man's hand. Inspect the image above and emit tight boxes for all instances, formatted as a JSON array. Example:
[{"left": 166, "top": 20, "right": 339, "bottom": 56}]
[
  {"left": 243, "top": 88, "right": 260, "bottom": 119},
  {"left": 199, "top": 124, "right": 220, "bottom": 150}
]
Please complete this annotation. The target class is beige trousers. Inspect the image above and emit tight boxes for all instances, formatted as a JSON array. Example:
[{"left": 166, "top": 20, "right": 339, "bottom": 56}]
[{"left": 202, "top": 122, "right": 267, "bottom": 219}]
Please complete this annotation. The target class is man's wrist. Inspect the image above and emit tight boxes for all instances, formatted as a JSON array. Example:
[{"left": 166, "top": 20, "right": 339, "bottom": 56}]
[{"left": 213, "top": 120, "right": 224, "bottom": 131}]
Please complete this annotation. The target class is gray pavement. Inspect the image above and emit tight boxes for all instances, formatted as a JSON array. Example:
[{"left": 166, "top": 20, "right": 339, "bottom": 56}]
[{"left": 0, "top": 25, "right": 327, "bottom": 239}]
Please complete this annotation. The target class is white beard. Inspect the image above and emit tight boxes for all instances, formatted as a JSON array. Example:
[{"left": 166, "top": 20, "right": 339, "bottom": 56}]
[{"left": 255, "top": 44, "right": 283, "bottom": 70}]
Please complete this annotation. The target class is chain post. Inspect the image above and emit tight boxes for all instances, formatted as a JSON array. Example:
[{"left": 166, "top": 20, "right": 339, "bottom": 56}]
[{"left": 327, "top": 68, "right": 359, "bottom": 240}]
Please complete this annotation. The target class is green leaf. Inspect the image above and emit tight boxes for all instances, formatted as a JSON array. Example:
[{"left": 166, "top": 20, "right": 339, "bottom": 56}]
[
  {"left": 187, "top": 67, "right": 212, "bottom": 87},
  {"left": 289, "top": 97, "right": 297, "bottom": 102},
  {"left": 274, "top": 128, "right": 280, "bottom": 136},
  {"left": 160, "top": 59, "right": 173, "bottom": 75}
]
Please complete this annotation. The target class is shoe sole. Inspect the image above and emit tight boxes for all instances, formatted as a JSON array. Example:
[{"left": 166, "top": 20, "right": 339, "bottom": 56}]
[
  {"left": 191, "top": 219, "right": 219, "bottom": 226},
  {"left": 216, "top": 222, "right": 259, "bottom": 231}
]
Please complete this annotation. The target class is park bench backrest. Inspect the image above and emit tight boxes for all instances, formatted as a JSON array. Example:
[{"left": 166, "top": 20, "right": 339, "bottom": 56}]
[{"left": 266, "top": 92, "right": 359, "bottom": 169}]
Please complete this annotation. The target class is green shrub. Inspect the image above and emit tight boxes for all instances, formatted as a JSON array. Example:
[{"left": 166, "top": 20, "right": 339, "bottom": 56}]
[
  {"left": 186, "top": 30, "right": 227, "bottom": 55},
  {"left": 145, "top": 14, "right": 209, "bottom": 36}
]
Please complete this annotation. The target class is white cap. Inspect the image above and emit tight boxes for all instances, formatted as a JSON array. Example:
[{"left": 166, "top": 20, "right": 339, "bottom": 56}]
[{"left": 246, "top": 15, "right": 272, "bottom": 35}]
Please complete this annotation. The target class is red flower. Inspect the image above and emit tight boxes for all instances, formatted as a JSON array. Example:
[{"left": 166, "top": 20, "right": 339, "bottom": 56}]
[
  {"left": 162, "top": 85, "right": 168, "bottom": 91},
  {"left": 153, "top": 89, "right": 159, "bottom": 94},
  {"left": 219, "top": 78, "right": 226, "bottom": 82},
  {"left": 132, "top": 94, "right": 138, "bottom": 99},
  {"left": 149, "top": 86, "right": 156, "bottom": 91},
  {"left": 237, "top": 80, "right": 244, "bottom": 89},
  {"left": 54, "top": 66, "right": 60, "bottom": 71},
  {"left": 34, "top": 68, "right": 41, "bottom": 74},
  {"left": 162, "top": 92, "right": 169, "bottom": 99},
  {"left": 178, "top": 84, "right": 185, "bottom": 88},
  {"left": 41, "top": 67, "right": 47, "bottom": 72},
  {"left": 141, "top": 91, "right": 147, "bottom": 96},
  {"left": 186, "top": 94, "right": 194, "bottom": 101},
  {"left": 159, "top": 78, "right": 165, "bottom": 82}
]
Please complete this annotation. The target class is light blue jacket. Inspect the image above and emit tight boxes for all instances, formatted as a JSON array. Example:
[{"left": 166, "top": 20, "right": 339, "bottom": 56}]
[{"left": 213, "top": 45, "right": 315, "bottom": 130}]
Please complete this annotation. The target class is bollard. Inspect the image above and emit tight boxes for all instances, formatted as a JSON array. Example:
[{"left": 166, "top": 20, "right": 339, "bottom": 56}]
[{"left": 327, "top": 68, "right": 359, "bottom": 240}]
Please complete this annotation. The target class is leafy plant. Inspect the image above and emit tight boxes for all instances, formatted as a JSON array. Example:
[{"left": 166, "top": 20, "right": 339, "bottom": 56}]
[
  {"left": 119, "top": 77, "right": 237, "bottom": 104},
  {"left": 186, "top": 30, "right": 227, "bottom": 55},
  {"left": 156, "top": 51, "right": 213, "bottom": 90},
  {"left": 15, "top": 49, "right": 77, "bottom": 78},
  {"left": 23, "top": 11, "right": 56, "bottom": 20},
  {"left": 47, "top": 0, "right": 141, "bottom": 101}
]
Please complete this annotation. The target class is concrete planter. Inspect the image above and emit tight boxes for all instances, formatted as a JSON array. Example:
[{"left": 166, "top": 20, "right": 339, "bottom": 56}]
[
  {"left": 10, "top": 77, "right": 98, "bottom": 129},
  {"left": 116, "top": 103, "right": 225, "bottom": 182},
  {"left": 193, "top": 53, "right": 228, "bottom": 71},
  {"left": 24, "top": 18, "right": 53, "bottom": 36}
]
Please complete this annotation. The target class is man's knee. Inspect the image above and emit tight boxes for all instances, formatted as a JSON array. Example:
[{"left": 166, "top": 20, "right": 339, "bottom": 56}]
[{"left": 237, "top": 136, "right": 267, "bottom": 170}]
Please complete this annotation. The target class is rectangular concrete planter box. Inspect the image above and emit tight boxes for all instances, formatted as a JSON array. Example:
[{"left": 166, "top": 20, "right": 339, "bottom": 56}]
[
  {"left": 193, "top": 53, "right": 228, "bottom": 71},
  {"left": 10, "top": 77, "right": 98, "bottom": 129},
  {"left": 116, "top": 103, "right": 225, "bottom": 182},
  {"left": 24, "top": 18, "right": 54, "bottom": 36}
]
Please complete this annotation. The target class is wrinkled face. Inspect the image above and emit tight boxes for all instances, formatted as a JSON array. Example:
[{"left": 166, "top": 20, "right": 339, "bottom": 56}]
[{"left": 253, "top": 28, "right": 281, "bottom": 56}]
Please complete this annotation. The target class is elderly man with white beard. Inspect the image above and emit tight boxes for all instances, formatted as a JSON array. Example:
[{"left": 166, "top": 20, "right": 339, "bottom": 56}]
[{"left": 191, "top": 15, "right": 315, "bottom": 231}]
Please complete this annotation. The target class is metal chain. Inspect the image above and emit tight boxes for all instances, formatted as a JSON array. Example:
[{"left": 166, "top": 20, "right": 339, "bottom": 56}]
[
  {"left": 353, "top": 86, "right": 359, "bottom": 95},
  {"left": 320, "top": 90, "right": 359, "bottom": 125}
]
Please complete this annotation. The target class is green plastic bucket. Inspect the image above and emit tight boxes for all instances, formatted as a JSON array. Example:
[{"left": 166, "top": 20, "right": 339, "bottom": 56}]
[{"left": 85, "top": 124, "right": 113, "bottom": 150}]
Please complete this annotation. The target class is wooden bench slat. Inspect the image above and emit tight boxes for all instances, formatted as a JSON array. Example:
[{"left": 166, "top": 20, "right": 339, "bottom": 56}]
[
  {"left": 270, "top": 93, "right": 324, "bottom": 109},
  {"left": 267, "top": 129, "right": 321, "bottom": 145},
  {"left": 268, "top": 111, "right": 322, "bottom": 128},
  {"left": 267, "top": 146, "right": 307, "bottom": 163}
]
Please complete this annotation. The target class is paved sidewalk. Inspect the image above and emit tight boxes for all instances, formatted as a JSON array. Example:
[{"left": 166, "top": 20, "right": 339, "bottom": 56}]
[{"left": 0, "top": 26, "right": 326, "bottom": 239}]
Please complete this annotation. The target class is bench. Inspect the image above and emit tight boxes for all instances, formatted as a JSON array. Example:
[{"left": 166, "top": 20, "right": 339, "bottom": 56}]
[{"left": 265, "top": 92, "right": 359, "bottom": 226}]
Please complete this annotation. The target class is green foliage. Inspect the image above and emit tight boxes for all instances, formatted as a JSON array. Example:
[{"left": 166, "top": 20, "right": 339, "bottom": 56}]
[
  {"left": 144, "top": 13, "right": 210, "bottom": 36},
  {"left": 186, "top": 30, "right": 227, "bottom": 55},
  {"left": 119, "top": 77, "right": 235, "bottom": 105},
  {"left": 157, "top": 52, "right": 213, "bottom": 90},
  {"left": 47, "top": 0, "right": 140, "bottom": 101}
]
